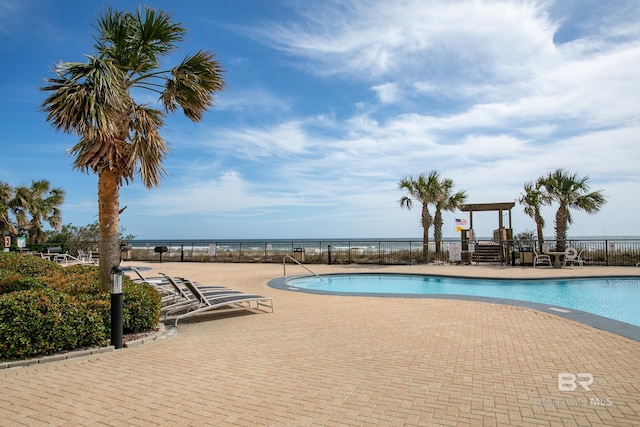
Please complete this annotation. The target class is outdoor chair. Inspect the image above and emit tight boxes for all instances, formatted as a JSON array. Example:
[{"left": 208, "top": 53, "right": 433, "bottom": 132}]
[
  {"left": 533, "top": 248, "right": 552, "bottom": 267},
  {"left": 129, "top": 270, "right": 210, "bottom": 309},
  {"left": 161, "top": 273, "right": 273, "bottom": 326},
  {"left": 563, "top": 247, "right": 584, "bottom": 267},
  {"left": 77, "top": 250, "right": 95, "bottom": 264},
  {"left": 54, "top": 252, "right": 81, "bottom": 264},
  {"left": 130, "top": 267, "right": 174, "bottom": 286},
  {"left": 159, "top": 274, "right": 247, "bottom": 316}
]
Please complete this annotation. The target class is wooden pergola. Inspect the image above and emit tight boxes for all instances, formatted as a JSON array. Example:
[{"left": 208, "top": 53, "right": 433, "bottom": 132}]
[{"left": 459, "top": 202, "right": 516, "bottom": 233}]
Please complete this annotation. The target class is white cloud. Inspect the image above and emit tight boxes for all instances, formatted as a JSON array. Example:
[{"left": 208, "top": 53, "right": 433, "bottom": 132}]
[
  {"left": 254, "top": 0, "right": 558, "bottom": 80},
  {"left": 371, "top": 82, "right": 399, "bottom": 104},
  {"left": 216, "top": 86, "right": 292, "bottom": 113},
  {"left": 119, "top": 1, "right": 640, "bottom": 238}
]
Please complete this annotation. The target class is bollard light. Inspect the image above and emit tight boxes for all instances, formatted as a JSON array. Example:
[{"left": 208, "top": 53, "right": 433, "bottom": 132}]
[{"left": 110, "top": 265, "right": 124, "bottom": 349}]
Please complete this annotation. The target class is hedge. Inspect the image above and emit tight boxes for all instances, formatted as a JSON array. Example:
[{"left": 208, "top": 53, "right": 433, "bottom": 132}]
[
  {"left": 0, "top": 252, "right": 161, "bottom": 361},
  {"left": 0, "top": 287, "right": 107, "bottom": 359}
]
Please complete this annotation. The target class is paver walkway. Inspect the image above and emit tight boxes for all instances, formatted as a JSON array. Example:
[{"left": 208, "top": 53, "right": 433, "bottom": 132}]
[{"left": 1, "top": 263, "right": 639, "bottom": 426}]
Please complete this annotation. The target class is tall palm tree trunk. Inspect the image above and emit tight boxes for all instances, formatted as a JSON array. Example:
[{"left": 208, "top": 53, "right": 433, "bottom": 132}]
[
  {"left": 555, "top": 206, "right": 569, "bottom": 251},
  {"left": 422, "top": 226, "right": 429, "bottom": 261},
  {"left": 98, "top": 170, "right": 121, "bottom": 292},
  {"left": 421, "top": 205, "right": 431, "bottom": 262},
  {"left": 535, "top": 213, "right": 545, "bottom": 252},
  {"left": 433, "top": 211, "right": 443, "bottom": 255}
]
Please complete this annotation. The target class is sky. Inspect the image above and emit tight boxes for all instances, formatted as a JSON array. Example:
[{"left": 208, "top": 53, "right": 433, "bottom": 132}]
[{"left": 1, "top": 0, "right": 639, "bottom": 240}]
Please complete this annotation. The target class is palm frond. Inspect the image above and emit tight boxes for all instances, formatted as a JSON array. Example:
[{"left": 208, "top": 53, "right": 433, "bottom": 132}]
[
  {"left": 95, "top": 6, "right": 185, "bottom": 74},
  {"left": 41, "top": 56, "right": 125, "bottom": 137},
  {"left": 161, "top": 50, "right": 224, "bottom": 121},
  {"left": 128, "top": 105, "right": 168, "bottom": 188}
]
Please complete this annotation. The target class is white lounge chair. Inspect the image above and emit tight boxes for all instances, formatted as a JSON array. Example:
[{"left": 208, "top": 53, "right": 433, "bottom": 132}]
[
  {"left": 159, "top": 274, "right": 248, "bottom": 316},
  {"left": 77, "top": 250, "right": 96, "bottom": 264},
  {"left": 161, "top": 274, "right": 273, "bottom": 326},
  {"left": 129, "top": 267, "right": 172, "bottom": 286}
]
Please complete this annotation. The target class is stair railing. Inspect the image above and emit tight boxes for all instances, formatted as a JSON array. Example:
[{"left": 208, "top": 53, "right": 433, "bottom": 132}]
[{"left": 282, "top": 255, "right": 324, "bottom": 282}]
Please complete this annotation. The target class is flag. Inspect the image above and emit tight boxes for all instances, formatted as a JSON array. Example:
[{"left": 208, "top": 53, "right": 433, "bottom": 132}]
[{"left": 455, "top": 218, "right": 467, "bottom": 225}]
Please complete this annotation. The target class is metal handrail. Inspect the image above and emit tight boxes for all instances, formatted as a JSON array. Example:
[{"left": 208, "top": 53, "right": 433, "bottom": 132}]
[{"left": 283, "top": 255, "right": 324, "bottom": 282}]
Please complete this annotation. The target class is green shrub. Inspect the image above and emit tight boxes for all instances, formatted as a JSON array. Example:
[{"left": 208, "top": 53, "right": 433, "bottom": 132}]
[
  {"left": 122, "top": 278, "right": 161, "bottom": 332},
  {"left": 0, "top": 288, "right": 107, "bottom": 360},
  {"left": 0, "top": 270, "right": 46, "bottom": 294},
  {"left": 0, "top": 252, "right": 162, "bottom": 360},
  {"left": 0, "top": 252, "right": 61, "bottom": 276},
  {"left": 40, "top": 264, "right": 101, "bottom": 296}
]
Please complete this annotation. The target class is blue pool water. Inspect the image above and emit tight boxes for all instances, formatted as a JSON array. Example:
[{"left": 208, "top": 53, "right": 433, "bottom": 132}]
[{"left": 287, "top": 274, "right": 640, "bottom": 327}]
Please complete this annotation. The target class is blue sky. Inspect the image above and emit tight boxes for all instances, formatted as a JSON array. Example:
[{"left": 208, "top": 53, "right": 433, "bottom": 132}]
[{"left": 1, "top": 0, "right": 639, "bottom": 240}]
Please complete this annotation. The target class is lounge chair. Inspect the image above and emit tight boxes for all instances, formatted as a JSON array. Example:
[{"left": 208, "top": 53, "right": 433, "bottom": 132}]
[
  {"left": 533, "top": 248, "right": 552, "bottom": 267},
  {"left": 563, "top": 247, "right": 584, "bottom": 267},
  {"left": 129, "top": 267, "right": 173, "bottom": 285},
  {"left": 77, "top": 250, "right": 95, "bottom": 264},
  {"left": 128, "top": 269, "right": 236, "bottom": 309},
  {"left": 55, "top": 253, "right": 78, "bottom": 264},
  {"left": 161, "top": 274, "right": 274, "bottom": 326},
  {"left": 126, "top": 268, "right": 181, "bottom": 306},
  {"left": 159, "top": 274, "right": 248, "bottom": 315}
]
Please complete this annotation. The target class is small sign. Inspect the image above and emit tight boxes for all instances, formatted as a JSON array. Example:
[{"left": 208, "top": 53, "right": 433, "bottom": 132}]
[
  {"left": 3, "top": 236, "right": 10, "bottom": 248},
  {"left": 449, "top": 243, "right": 462, "bottom": 261}
]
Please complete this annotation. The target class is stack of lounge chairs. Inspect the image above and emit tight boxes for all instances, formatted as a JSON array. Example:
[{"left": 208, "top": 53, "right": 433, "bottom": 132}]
[{"left": 130, "top": 268, "right": 274, "bottom": 326}]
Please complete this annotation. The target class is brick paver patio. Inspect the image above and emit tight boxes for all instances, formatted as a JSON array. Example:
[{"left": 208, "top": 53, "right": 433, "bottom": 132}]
[{"left": 1, "top": 263, "right": 639, "bottom": 426}]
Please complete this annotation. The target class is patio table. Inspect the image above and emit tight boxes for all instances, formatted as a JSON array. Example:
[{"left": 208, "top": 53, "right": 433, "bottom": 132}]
[{"left": 545, "top": 251, "right": 566, "bottom": 268}]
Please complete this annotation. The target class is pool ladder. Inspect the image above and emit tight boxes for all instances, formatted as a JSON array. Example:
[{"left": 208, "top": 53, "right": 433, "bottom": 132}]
[{"left": 282, "top": 255, "right": 324, "bottom": 282}]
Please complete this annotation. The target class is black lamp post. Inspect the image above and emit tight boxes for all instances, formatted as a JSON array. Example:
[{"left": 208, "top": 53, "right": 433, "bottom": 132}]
[{"left": 110, "top": 265, "right": 123, "bottom": 349}]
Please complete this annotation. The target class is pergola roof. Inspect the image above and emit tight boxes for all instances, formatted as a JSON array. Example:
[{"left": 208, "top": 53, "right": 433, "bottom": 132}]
[
  {"left": 459, "top": 202, "right": 516, "bottom": 232},
  {"left": 459, "top": 202, "right": 515, "bottom": 212}
]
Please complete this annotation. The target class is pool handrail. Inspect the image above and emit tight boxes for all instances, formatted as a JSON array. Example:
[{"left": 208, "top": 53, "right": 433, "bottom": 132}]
[{"left": 283, "top": 255, "right": 324, "bottom": 282}]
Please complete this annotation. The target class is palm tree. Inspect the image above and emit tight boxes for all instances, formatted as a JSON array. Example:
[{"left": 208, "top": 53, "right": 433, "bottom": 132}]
[
  {"left": 0, "top": 181, "right": 17, "bottom": 237},
  {"left": 538, "top": 169, "right": 606, "bottom": 251},
  {"left": 518, "top": 181, "right": 548, "bottom": 252},
  {"left": 12, "top": 180, "right": 65, "bottom": 245},
  {"left": 41, "top": 7, "right": 224, "bottom": 290},
  {"left": 433, "top": 178, "right": 467, "bottom": 255},
  {"left": 399, "top": 171, "right": 442, "bottom": 261}
]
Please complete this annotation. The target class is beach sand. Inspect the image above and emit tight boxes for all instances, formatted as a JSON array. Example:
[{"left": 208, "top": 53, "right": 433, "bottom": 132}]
[{"left": 1, "top": 261, "right": 639, "bottom": 425}]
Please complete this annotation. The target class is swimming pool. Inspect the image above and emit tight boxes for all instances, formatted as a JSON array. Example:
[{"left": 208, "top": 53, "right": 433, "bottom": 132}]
[{"left": 271, "top": 274, "right": 640, "bottom": 337}]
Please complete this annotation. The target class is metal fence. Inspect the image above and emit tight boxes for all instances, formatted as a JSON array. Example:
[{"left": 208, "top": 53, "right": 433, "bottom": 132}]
[
  {"left": 116, "top": 238, "right": 640, "bottom": 266},
  {"left": 126, "top": 240, "right": 427, "bottom": 265}
]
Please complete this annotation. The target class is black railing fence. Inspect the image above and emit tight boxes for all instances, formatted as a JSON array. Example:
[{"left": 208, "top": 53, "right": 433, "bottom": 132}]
[
  {"left": 30, "top": 238, "right": 640, "bottom": 266},
  {"left": 95, "top": 238, "right": 640, "bottom": 266}
]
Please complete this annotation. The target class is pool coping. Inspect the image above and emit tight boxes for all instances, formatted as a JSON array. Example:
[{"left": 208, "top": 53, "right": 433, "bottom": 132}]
[{"left": 268, "top": 273, "right": 640, "bottom": 342}]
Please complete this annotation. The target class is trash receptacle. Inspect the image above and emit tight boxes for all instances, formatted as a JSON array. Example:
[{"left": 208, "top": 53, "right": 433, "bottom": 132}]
[
  {"left": 293, "top": 248, "right": 305, "bottom": 262},
  {"left": 120, "top": 244, "right": 132, "bottom": 261}
]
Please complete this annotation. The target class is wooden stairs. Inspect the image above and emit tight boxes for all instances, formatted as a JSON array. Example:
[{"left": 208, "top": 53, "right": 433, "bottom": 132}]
[{"left": 471, "top": 243, "right": 503, "bottom": 264}]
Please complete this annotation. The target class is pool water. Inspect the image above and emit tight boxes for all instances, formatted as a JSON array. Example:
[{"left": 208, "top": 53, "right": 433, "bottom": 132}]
[{"left": 287, "top": 274, "right": 640, "bottom": 327}]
